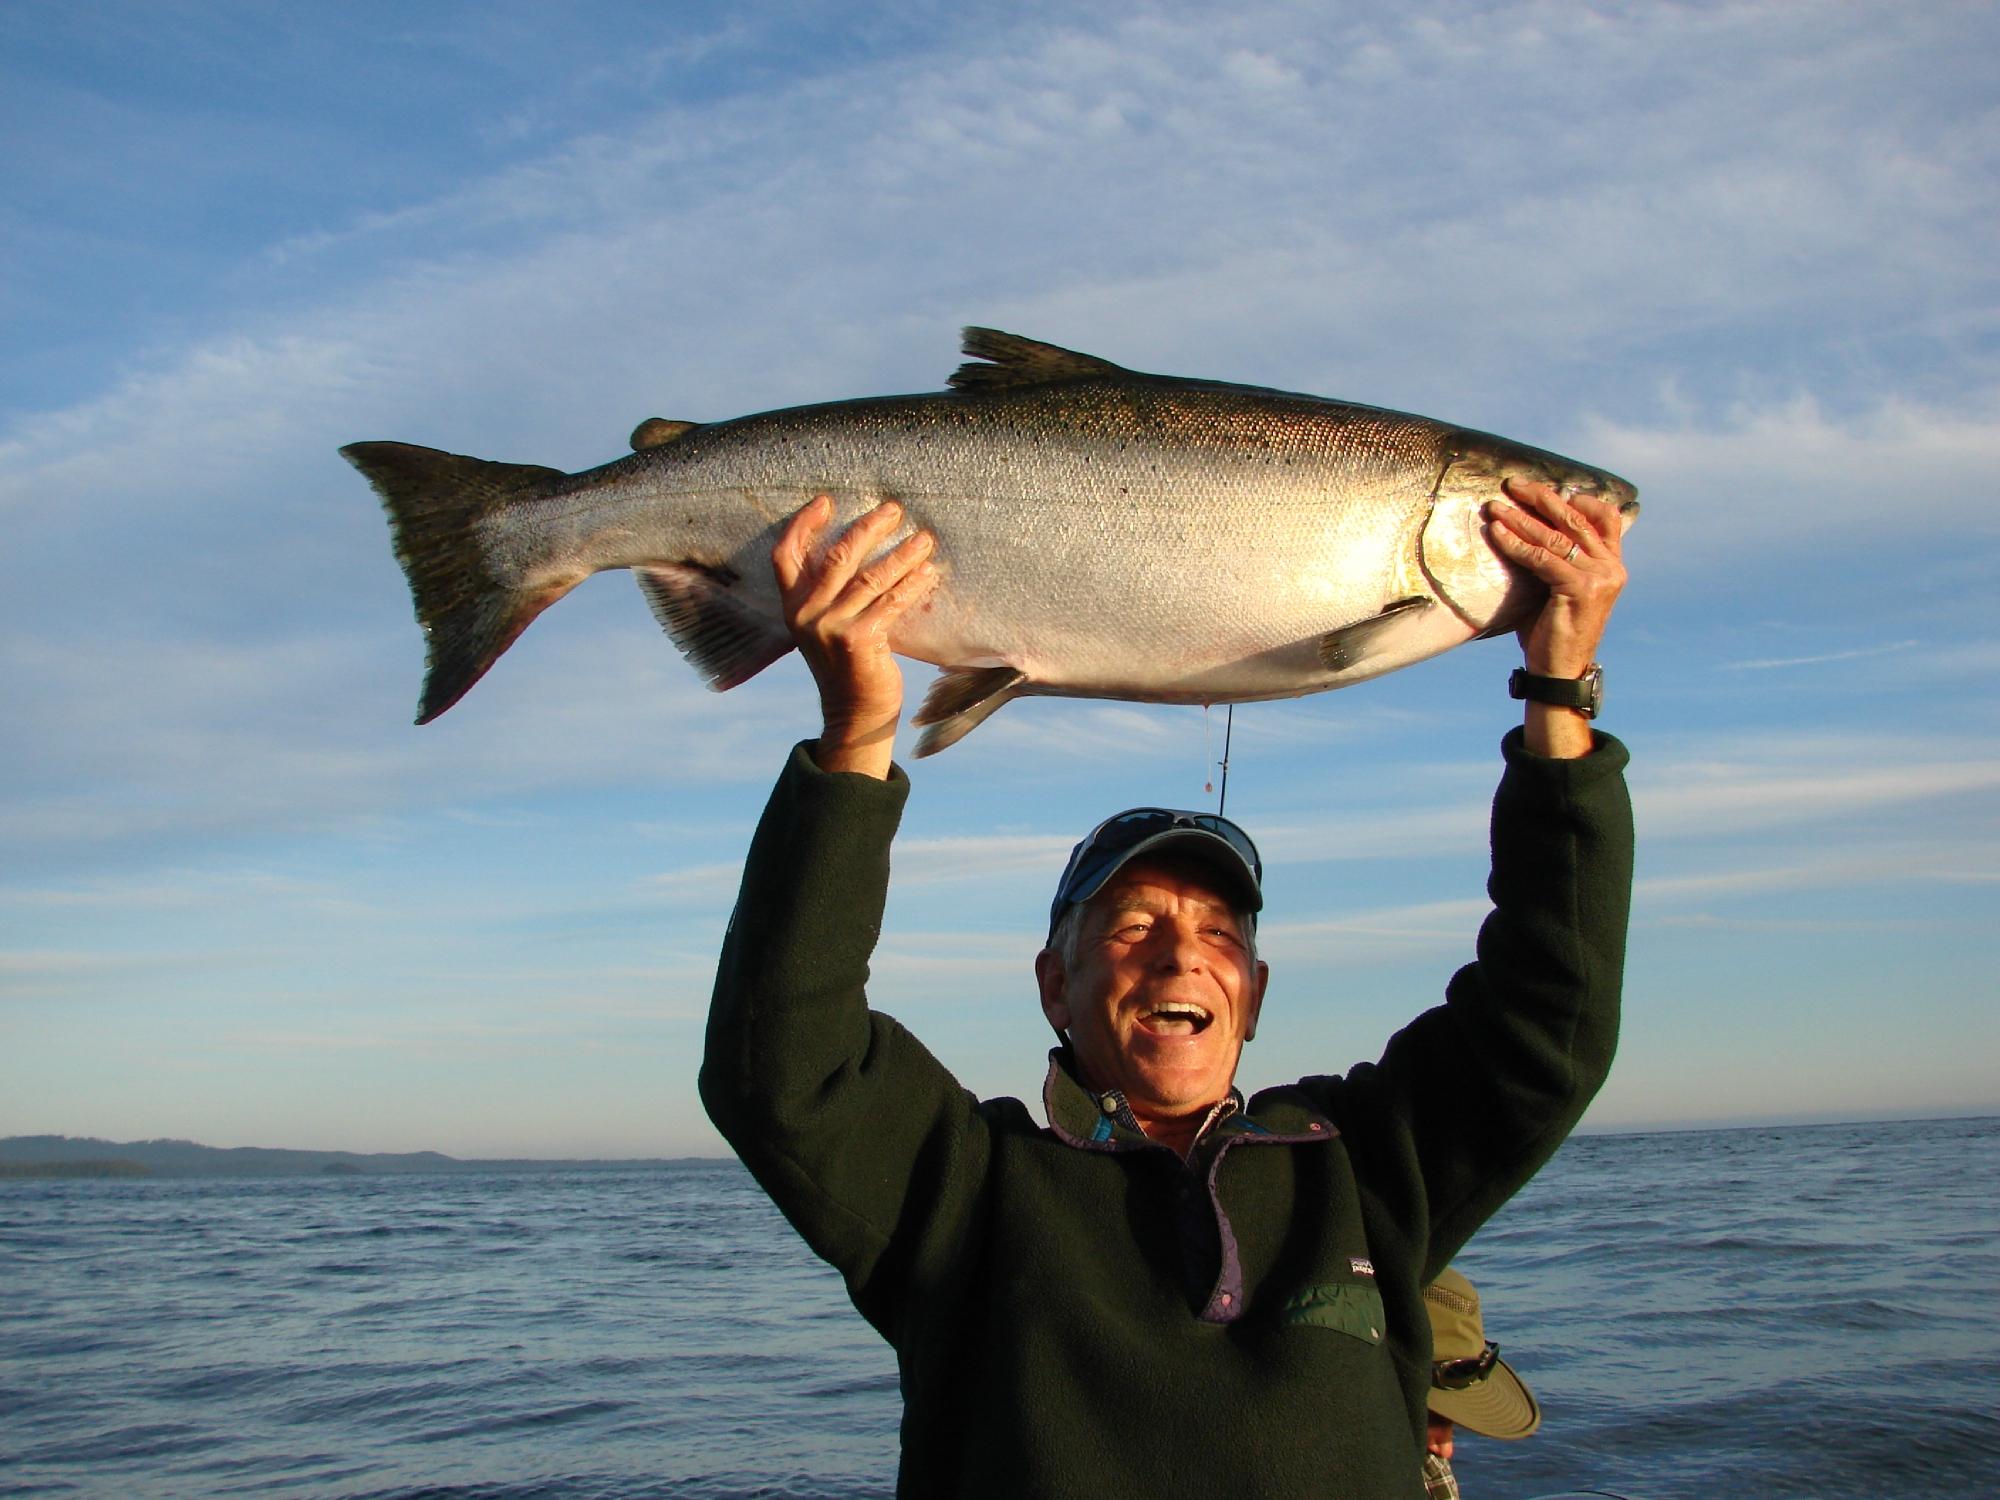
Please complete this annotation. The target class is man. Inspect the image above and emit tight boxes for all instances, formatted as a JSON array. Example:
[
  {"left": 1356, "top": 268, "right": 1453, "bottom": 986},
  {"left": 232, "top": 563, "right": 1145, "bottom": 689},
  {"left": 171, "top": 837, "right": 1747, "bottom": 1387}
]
[
  {"left": 1422, "top": 1267, "right": 1543, "bottom": 1499},
  {"left": 701, "top": 478, "right": 1632, "bottom": 1496}
]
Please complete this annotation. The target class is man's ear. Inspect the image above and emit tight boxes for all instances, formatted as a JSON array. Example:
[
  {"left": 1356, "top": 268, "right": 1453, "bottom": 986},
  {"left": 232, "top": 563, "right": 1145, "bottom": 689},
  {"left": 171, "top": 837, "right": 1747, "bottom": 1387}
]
[
  {"left": 1242, "top": 959, "right": 1270, "bottom": 1042},
  {"left": 1034, "top": 948, "right": 1071, "bottom": 1032}
]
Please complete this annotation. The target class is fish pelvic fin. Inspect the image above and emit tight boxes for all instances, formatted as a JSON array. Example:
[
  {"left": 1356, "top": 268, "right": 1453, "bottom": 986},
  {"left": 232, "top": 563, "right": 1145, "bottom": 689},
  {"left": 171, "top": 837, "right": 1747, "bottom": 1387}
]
[
  {"left": 634, "top": 565, "right": 796, "bottom": 691},
  {"left": 1317, "top": 596, "right": 1434, "bottom": 673},
  {"left": 948, "top": 329, "right": 1127, "bottom": 392},
  {"left": 340, "top": 440, "right": 572, "bottom": 724},
  {"left": 912, "top": 665, "right": 1027, "bottom": 757}
]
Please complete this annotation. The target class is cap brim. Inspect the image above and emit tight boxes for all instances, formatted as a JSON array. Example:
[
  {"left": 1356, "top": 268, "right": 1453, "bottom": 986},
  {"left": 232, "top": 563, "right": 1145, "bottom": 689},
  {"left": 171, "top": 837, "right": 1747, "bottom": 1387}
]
[
  {"left": 1427, "top": 1357, "right": 1541, "bottom": 1439},
  {"left": 1069, "top": 828, "right": 1262, "bottom": 915}
]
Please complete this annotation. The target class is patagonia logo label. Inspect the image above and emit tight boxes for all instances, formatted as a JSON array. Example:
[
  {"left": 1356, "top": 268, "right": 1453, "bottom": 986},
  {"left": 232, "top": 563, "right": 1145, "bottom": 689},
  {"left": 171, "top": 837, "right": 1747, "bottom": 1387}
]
[{"left": 1349, "top": 1257, "right": 1375, "bottom": 1277}]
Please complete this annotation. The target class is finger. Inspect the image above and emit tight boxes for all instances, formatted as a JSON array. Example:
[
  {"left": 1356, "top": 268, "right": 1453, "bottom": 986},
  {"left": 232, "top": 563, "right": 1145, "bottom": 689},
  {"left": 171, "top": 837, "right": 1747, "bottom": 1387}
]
[
  {"left": 794, "top": 501, "right": 909, "bottom": 614},
  {"left": 852, "top": 554, "right": 940, "bottom": 634},
  {"left": 772, "top": 494, "right": 835, "bottom": 592},
  {"left": 1487, "top": 494, "right": 1581, "bottom": 568},
  {"left": 1566, "top": 491, "right": 1628, "bottom": 551},
  {"left": 814, "top": 529, "right": 936, "bottom": 633},
  {"left": 1499, "top": 478, "right": 1597, "bottom": 556}
]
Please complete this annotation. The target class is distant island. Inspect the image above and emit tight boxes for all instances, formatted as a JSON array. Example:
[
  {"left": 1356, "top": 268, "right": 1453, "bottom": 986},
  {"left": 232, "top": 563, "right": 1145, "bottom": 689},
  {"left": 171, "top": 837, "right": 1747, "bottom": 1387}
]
[{"left": 0, "top": 1135, "right": 706, "bottom": 1180}]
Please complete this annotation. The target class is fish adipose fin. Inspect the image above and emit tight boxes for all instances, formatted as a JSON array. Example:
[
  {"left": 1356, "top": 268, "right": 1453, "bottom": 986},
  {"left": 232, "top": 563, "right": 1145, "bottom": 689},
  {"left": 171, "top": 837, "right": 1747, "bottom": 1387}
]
[
  {"left": 629, "top": 418, "right": 699, "bottom": 451},
  {"left": 340, "top": 441, "right": 574, "bottom": 724},
  {"left": 912, "top": 665, "right": 1027, "bottom": 757},
  {"left": 1317, "top": 596, "right": 1434, "bottom": 672},
  {"left": 635, "top": 565, "right": 796, "bottom": 691},
  {"left": 949, "top": 329, "right": 1127, "bottom": 392}
]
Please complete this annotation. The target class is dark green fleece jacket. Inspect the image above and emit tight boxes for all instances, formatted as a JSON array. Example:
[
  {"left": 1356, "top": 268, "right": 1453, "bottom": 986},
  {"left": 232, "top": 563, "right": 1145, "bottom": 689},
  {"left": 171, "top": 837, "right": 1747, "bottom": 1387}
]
[{"left": 702, "top": 729, "right": 1632, "bottom": 1499}]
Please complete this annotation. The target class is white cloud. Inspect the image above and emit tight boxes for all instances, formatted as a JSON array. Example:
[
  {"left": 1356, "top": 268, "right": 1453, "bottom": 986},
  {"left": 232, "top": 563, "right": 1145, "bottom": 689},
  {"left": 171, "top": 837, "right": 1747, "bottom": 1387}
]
[
  {"left": 1580, "top": 390, "right": 2000, "bottom": 560},
  {"left": 1633, "top": 746, "right": 2000, "bottom": 840}
]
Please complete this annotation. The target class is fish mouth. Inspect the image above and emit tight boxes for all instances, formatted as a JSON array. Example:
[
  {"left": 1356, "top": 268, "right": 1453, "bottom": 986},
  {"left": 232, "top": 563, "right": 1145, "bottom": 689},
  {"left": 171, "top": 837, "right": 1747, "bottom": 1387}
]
[{"left": 1137, "top": 1002, "right": 1214, "bottom": 1037}]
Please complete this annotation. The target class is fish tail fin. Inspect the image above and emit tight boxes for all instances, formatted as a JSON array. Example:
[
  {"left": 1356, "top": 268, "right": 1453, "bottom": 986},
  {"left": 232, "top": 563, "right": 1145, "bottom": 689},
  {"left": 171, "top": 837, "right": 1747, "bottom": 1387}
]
[{"left": 340, "top": 441, "right": 574, "bottom": 723}]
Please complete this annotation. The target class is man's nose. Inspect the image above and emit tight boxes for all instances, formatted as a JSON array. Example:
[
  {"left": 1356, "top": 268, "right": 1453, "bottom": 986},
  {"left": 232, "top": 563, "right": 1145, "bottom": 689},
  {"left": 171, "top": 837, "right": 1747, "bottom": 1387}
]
[{"left": 1151, "top": 918, "right": 1205, "bottom": 971}]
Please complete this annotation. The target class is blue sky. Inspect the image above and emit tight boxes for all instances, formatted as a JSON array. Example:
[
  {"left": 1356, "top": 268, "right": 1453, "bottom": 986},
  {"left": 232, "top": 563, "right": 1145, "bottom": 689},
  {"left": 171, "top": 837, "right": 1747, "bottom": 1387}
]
[{"left": 3, "top": 0, "right": 1995, "bottom": 1157}]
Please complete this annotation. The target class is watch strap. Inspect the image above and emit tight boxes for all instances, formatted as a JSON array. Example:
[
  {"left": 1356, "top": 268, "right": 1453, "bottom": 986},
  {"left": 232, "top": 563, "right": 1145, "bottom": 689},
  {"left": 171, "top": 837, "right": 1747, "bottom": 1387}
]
[{"left": 1508, "top": 664, "right": 1602, "bottom": 718}]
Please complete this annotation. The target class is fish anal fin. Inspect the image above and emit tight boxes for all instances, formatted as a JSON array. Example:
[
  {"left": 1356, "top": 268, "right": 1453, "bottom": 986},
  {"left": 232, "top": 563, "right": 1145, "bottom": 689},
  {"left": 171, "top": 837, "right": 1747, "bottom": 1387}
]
[
  {"left": 339, "top": 441, "right": 575, "bottom": 723},
  {"left": 1317, "top": 596, "right": 1434, "bottom": 673},
  {"left": 948, "top": 328, "right": 1127, "bottom": 392},
  {"left": 630, "top": 418, "right": 700, "bottom": 452},
  {"left": 635, "top": 565, "right": 795, "bottom": 691},
  {"left": 912, "top": 665, "right": 1027, "bottom": 756}
]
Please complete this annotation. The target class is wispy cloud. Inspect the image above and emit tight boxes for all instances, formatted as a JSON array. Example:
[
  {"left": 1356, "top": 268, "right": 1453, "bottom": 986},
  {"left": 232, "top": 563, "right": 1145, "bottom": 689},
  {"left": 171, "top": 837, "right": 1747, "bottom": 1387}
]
[
  {"left": 1581, "top": 389, "right": 2000, "bottom": 561},
  {"left": 1633, "top": 749, "right": 2000, "bottom": 839},
  {"left": 1723, "top": 640, "right": 1921, "bottom": 671}
]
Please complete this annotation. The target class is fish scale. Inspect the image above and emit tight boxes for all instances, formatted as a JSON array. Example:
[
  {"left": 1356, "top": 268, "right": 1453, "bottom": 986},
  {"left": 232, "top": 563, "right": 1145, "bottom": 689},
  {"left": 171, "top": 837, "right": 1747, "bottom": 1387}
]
[{"left": 343, "top": 329, "right": 1637, "bottom": 756}]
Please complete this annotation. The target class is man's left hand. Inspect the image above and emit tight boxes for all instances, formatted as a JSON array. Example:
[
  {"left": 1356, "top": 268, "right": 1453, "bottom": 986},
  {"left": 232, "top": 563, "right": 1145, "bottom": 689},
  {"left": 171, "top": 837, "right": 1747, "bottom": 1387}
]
[{"left": 1485, "top": 478, "right": 1630, "bottom": 757}]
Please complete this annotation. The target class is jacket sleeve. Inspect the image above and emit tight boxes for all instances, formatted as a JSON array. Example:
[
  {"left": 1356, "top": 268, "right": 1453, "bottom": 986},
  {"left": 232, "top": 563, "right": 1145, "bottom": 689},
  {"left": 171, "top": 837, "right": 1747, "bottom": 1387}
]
[
  {"left": 1326, "top": 727, "right": 1634, "bottom": 1281},
  {"left": 698, "top": 743, "right": 991, "bottom": 1335}
]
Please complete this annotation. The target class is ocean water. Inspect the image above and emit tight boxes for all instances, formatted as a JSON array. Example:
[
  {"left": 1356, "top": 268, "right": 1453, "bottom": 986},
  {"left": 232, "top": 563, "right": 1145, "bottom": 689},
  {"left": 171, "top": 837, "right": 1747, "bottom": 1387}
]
[{"left": 2, "top": 1116, "right": 1996, "bottom": 1499}]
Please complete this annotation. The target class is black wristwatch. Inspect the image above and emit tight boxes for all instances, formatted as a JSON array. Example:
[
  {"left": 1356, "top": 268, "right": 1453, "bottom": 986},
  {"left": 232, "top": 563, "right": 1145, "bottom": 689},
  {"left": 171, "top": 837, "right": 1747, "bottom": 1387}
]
[{"left": 1509, "top": 663, "right": 1603, "bottom": 719}]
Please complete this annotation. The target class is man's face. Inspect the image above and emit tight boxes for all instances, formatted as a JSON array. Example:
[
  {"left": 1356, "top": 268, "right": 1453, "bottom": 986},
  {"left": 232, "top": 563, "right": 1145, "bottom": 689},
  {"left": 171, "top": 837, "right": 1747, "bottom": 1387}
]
[{"left": 1036, "top": 854, "right": 1268, "bottom": 1137}]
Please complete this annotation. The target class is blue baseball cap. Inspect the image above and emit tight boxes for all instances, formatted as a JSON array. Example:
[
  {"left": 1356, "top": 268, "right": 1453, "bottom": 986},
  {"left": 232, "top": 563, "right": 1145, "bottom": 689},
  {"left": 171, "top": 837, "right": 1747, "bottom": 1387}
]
[{"left": 1046, "top": 807, "right": 1263, "bottom": 945}]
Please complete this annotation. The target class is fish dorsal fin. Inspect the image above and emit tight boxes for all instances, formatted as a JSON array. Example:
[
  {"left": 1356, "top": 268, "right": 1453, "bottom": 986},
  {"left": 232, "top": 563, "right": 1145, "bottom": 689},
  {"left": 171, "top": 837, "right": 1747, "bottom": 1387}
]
[
  {"left": 948, "top": 328, "right": 1127, "bottom": 392},
  {"left": 630, "top": 418, "right": 699, "bottom": 451}
]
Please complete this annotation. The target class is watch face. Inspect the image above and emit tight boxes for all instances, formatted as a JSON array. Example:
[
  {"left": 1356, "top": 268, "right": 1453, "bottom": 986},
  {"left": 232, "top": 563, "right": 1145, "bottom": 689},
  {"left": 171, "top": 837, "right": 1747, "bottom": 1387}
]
[{"left": 1578, "top": 664, "right": 1603, "bottom": 718}]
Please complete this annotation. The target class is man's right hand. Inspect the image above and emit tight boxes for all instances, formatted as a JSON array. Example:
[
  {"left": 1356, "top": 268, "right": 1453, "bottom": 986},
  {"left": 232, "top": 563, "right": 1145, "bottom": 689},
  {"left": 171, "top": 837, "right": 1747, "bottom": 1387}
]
[{"left": 772, "top": 495, "right": 939, "bottom": 779}]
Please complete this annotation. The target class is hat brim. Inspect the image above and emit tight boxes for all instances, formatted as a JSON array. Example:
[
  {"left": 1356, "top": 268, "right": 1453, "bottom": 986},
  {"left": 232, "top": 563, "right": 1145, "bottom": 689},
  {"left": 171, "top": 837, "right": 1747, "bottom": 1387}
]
[
  {"left": 1069, "top": 828, "right": 1262, "bottom": 915},
  {"left": 1427, "top": 1356, "right": 1541, "bottom": 1439}
]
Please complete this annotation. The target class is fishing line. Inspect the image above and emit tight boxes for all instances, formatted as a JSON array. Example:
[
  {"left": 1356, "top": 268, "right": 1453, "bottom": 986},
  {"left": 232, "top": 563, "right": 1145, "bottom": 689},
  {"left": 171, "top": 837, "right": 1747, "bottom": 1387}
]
[{"left": 1217, "top": 705, "right": 1235, "bottom": 817}]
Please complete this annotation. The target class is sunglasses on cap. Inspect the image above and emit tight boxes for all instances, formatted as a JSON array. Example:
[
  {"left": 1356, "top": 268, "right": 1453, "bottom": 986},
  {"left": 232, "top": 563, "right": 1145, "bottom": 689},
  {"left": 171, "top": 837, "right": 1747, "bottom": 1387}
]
[
  {"left": 1048, "top": 806, "right": 1263, "bottom": 943},
  {"left": 1432, "top": 1339, "right": 1501, "bottom": 1391}
]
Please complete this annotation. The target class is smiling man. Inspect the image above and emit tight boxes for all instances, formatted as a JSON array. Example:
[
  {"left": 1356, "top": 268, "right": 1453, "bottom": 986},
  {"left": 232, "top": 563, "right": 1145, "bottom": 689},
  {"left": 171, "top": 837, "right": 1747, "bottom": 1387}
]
[
  {"left": 1035, "top": 818, "right": 1268, "bottom": 1156},
  {"left": 701, "top": 480, "right": 1633, "bottom": 1498}
]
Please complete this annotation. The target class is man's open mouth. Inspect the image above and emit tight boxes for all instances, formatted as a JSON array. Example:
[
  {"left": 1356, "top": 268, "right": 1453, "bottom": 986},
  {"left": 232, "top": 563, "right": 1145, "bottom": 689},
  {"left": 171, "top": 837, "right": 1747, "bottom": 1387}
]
[{"left": 1138, "top": 1002, "right": 1213, "bottom": 1036}]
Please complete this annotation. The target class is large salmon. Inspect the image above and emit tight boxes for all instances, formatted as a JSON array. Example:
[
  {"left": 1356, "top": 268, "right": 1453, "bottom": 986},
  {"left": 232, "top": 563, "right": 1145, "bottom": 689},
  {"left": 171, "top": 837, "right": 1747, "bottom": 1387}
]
[{"left": 343, "top": 329, "right": 1637, "bottom": 755}]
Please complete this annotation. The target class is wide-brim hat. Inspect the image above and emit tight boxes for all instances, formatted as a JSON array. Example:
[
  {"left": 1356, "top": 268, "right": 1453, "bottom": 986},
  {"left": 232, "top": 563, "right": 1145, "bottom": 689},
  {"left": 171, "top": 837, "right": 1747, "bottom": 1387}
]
[
  {"left": 1425, "top": 1268, "right": 1541, "bottom": 1440},
  {"left": 1046, "top": 807, "right": 1262, "bottom": 944}
]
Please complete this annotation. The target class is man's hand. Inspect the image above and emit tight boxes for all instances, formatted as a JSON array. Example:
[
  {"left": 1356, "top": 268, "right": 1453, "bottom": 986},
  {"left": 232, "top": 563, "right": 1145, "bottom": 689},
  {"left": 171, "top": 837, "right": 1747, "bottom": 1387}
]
[
  {"left": 1485, "top": 477, "right": 1629, "bottom": 758},
  {"left": 772, "top": 495, "right": 939, "bottom": 779}
]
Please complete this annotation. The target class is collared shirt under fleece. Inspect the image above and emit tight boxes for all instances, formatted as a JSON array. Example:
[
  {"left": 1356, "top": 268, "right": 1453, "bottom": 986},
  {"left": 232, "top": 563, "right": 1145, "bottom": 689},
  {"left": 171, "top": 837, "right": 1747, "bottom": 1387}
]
[{"left": 701, "top": 728, "right": 1633, "bottom": 1499}]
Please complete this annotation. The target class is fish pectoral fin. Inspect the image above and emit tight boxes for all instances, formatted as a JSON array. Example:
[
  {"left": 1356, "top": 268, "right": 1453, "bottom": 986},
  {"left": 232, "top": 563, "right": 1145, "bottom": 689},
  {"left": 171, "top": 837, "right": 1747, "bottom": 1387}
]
[
  {"left": 629, "top": 418, "right": 699, "bottom": 452},
  {"left": 635, "top": 566, "right": 795, "bottom": 692},
  {"left": 947, "top": 329, "right": 1127, "bottom": 392},
  {"left": 912, "top": 665, "right": 1027, "bottom": 757},
  {"left": 1317, "top": 596, "right": 1434, "bottom": 672}
]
